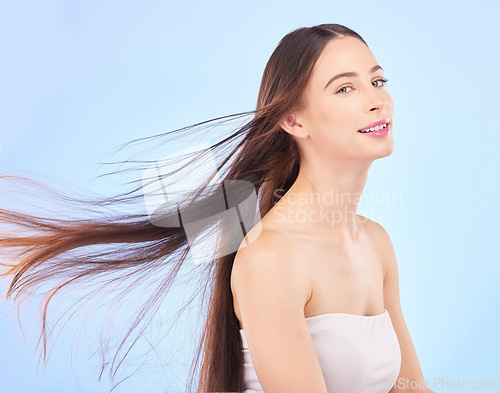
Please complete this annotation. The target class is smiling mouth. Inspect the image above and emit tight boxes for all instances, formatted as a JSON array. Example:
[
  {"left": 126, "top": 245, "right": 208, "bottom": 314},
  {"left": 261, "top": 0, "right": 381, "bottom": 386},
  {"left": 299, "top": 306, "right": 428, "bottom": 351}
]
[
  {"left": 358, "top": 118, "right": 391, "bottom": 133},
  {"left": 357, "top": 123, "right": 389, "bottom": 133}
]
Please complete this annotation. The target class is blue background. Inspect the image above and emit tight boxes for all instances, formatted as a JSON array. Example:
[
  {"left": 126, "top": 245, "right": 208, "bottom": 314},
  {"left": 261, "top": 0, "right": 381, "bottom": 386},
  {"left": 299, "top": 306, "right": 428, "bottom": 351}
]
[{"left": 1, "top": 1, "right": 499, "bottom": 392}]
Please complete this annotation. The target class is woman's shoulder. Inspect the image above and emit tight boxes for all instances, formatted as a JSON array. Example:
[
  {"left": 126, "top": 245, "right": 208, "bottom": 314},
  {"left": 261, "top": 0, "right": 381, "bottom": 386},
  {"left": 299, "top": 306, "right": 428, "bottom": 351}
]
[
  {"left": 358, "top": 215, "right": 392, "bottom": 243},
  {"left": 231, "top": 227, "right": 311, "bottom": 324},
  {"left": 234, "top": 227, "right": 293, "bottom": 268}
]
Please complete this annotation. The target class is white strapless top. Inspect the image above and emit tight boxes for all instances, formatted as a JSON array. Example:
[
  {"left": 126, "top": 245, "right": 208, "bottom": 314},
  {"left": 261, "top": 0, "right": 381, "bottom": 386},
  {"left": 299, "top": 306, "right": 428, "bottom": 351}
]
[{"left": 239, "top": 309, "right": 401, "bottom": 393}]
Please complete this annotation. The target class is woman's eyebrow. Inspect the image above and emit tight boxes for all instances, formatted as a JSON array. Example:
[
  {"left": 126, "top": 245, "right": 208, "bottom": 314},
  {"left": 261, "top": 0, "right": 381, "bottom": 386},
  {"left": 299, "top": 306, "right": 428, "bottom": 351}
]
[{"left": 324, "top": 65, "right": 383, "bottom": 90}]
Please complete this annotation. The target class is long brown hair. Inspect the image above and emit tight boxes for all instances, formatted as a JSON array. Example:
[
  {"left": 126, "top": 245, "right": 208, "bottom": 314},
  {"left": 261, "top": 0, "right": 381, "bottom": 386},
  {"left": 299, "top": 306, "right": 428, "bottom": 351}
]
[{"left": 0, "top": 24, "right": 368, "bottom": 392}]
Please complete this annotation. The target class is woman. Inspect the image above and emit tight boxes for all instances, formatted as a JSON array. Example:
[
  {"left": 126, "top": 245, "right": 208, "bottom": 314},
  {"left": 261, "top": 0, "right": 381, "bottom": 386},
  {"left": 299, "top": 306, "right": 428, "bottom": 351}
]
[
  {"left": 231, "top": 26, "right": 435, "bottom": 393},
  {"left": 0, "top": 24, "right": 434, "bottom": 393}
]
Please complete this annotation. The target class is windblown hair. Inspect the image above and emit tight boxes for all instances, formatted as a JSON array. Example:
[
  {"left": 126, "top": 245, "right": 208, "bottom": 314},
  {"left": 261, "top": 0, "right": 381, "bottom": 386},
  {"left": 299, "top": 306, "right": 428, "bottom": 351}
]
[{"left": 0, "top": 24, "right": 367, "bottom": 392}]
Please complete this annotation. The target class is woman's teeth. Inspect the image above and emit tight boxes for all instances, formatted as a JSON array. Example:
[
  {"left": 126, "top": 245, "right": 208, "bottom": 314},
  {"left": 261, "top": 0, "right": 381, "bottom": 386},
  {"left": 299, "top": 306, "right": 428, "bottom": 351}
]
[{"left": 358, "top": 123, "right": 388, "bottom": 133}]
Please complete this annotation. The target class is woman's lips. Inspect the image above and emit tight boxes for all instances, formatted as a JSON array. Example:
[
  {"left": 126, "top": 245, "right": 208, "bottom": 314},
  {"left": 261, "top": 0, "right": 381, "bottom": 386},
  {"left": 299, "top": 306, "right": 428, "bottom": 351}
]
[
  {"left": 358, "top": 124, "right": 391, "bottom": 138},
  {"left": 358, "top": 117, "right": 391, "bottom": 131}
]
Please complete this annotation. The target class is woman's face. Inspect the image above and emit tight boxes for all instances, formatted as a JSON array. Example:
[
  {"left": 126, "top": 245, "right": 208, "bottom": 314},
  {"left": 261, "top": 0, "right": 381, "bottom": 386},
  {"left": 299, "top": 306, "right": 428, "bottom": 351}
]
[{"left": 291, "top": 36, "right": 394, "bottom": 161}]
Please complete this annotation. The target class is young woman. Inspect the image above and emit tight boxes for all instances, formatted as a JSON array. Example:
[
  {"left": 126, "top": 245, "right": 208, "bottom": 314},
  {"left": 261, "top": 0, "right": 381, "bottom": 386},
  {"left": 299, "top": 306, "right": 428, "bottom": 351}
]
[
  {"left": 231, "top": 26, "right": 435, "bottom": 393},
  {"left": 0, "top": 24, "right": 434, "bottom": 393}
]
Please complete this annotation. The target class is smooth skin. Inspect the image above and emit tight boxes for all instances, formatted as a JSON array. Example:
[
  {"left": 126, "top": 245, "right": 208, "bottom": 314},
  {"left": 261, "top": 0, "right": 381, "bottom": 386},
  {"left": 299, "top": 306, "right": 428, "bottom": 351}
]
[{"left": 231, "top": 36, "right": 435, "bottom": 393}]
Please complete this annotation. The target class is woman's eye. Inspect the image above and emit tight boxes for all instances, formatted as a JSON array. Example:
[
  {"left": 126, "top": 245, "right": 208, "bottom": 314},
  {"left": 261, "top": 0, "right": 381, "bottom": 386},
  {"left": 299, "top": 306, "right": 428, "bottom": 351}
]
[
  {"left": 373, "top": 77, "right": 389, "bottom": 87},
  {"left": 336, "top": 85, "right": 353, "bottom": 94}
]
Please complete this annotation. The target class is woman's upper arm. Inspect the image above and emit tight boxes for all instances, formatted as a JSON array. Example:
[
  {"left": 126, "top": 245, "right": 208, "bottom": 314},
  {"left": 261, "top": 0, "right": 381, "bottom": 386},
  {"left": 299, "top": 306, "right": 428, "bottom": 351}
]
[{"left": 232, "top": 236, "right": 328, "bottom": 393}]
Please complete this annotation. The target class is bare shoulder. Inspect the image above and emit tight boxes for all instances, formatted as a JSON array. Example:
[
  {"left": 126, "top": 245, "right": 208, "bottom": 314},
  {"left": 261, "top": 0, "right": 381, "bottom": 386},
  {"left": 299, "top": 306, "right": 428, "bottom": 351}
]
[
  {"left": 230, "top": 230, "right": 311, "bottom": 327},
  {"left": 229, "top": 230, "right": 327, "bottom": 392},
  {"left": 358, "top": 215, "right": 397, "bottom": 281},
  {"left": 233, "top": 230, "right": 290, "bottom": 267},
  {"left": 359, "top": 214, "right": 390, "bottom": 239}
]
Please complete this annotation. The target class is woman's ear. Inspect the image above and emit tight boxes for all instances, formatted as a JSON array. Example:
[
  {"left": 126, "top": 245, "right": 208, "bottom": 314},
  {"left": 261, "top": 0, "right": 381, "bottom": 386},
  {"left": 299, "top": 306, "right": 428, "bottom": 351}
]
[
  {"left": 280, "top": 114, "right": 299, "bottom": 133},
  {"left": 280, "top": 113, "right": 308, "bottom": 139}
]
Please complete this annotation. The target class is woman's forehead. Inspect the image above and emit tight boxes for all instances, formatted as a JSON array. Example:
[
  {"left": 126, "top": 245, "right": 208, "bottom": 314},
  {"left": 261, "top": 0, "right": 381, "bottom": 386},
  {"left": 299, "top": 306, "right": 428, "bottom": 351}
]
[{"left": 312, "top": 37, "right": 377, "bottom": 81}]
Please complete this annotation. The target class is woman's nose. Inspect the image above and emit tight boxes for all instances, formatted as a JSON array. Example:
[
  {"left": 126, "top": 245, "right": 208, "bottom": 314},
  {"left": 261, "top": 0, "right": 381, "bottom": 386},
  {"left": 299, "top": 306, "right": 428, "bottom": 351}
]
[{"left": 369, "top": 93, "right": 386, "bottom": 112}]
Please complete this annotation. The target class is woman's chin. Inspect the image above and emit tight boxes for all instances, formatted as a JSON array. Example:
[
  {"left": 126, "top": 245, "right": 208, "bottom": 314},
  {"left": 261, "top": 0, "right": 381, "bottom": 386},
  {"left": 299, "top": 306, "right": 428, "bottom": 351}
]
[{"left": 370, "top": 143, "right": 395, "bottom": 159}]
